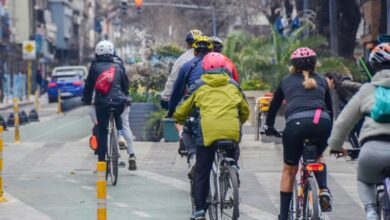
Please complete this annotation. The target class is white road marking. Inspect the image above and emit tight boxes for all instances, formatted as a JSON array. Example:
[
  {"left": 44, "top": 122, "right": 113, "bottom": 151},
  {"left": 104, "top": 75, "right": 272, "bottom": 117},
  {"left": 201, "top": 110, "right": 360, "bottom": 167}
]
[
  {"left": 26, "top": 117, "right": 85, "bottom": 141},
  {"left": 18, "top": 177, "right": 31, "bottom": 181},
  {"left": 0, "top": 192, "right": 52, "bottom": 220},
  {"left": 135, "top": 170, "right": 277, "bottom": 219},
  {"left": 114, "top": 202, "right": 130, "bottom": 208},
  {"left": 331, "top": 172, "right": 363, "bottom": 209},
  {"left": 81, "top": 186, "right": 94, "bottom": 191},
  {"left": 133, "top": 211, "right": 152, "bottom": 218},
  {"left": 65, "top": 179, "right": 79, "bottom": 184},
  {"left": 55, "top": 175, "right": 65, "bottom": 178},
  {"left": 254, "top": 172, "right": 281, "bottom": 208}
]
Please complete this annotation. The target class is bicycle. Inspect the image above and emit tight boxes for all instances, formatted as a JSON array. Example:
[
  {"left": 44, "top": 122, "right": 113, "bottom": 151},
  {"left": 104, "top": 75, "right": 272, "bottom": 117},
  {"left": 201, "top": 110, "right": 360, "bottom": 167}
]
[
  {"left": 106, "top": 108, "right": 120, "bottom": 186},
  {"left": 208, "top": 140, "right": 240, "bottom": 220},
  {"left": 332, "top": 149, "right": 390, "bottom": 220},
  {"left": 189, "top": 140, "right": 239, "bottom": 220},
  {"left": 288, "top": 140, "right": 326, "bottom": 220}
]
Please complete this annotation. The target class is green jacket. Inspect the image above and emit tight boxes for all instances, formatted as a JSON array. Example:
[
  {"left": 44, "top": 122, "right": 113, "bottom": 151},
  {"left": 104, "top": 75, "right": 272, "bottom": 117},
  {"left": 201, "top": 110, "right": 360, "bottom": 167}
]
[{"left": 174, "top": 73, "right": 250, "bottom": 147}]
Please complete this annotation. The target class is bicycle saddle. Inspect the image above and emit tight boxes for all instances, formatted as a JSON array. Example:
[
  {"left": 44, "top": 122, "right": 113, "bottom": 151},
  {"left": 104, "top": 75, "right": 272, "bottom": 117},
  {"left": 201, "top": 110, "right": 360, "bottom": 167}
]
[{"left": 214, "top": 140, "right": 236, "bottom": 150}]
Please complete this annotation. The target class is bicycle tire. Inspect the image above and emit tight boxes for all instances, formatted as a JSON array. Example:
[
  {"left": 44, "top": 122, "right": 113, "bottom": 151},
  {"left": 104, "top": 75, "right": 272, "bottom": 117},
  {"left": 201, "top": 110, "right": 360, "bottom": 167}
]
[
  {"left": 303, "top": 176, "right": 321, "bottom": 220},
  {"left": 220, "top": 165, "right": 239, "bottom": 220},
  {"left": 380, "top": 179, "right": 390, "bottom": 220},
  {"left": 110, "top": 126, "right": 119, "bottom": 186},
  {"left": 255, "top": 111, "right": 261, "bottom": 141},
  {"left": 190, "top": 177, "right": 196, "bottom": 212},
  {"left": 289, "top": 180, "right": 300, "bottom": 220},
  {"left": 209, "top": 165, "right": 219, "bottom": 220}
]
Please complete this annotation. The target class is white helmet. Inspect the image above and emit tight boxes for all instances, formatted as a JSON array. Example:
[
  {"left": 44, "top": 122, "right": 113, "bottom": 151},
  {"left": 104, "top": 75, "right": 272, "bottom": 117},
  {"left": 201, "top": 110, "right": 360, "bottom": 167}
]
[{"left": 95, "top": 40, "right": 115, "bottom": 56}]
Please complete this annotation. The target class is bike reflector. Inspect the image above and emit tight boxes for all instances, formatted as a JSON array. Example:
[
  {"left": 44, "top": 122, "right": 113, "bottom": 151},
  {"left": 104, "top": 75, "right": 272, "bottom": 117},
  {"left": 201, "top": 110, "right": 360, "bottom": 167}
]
[{"left": 306, "top": 163, "right": 324, "bottom": 172}]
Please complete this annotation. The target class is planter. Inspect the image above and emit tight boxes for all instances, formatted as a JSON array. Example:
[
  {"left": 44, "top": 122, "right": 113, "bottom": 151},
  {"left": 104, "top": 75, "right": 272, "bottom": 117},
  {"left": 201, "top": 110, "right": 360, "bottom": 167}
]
[{"left": 129, "top": 103, "right": 158, "bottom": 141}]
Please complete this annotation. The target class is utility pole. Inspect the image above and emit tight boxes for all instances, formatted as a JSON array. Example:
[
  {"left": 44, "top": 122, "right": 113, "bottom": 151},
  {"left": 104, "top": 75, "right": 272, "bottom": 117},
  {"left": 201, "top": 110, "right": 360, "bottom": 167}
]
[
  {"left": 329, "top": 0, "right": 338, "bottom": 54},
  {"left": 303, "top": 0, "right": 309, "bottom": 38}
]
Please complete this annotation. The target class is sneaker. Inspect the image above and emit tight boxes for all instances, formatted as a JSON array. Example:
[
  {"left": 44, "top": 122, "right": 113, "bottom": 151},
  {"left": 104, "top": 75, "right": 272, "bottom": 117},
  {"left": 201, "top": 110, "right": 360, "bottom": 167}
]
[
  {"left": 319, "top": 188, "right": 332, "bottom": 212},
  {"left": 366, "top": 209, "right": 379, "bottom": 220},
  {"left": 128, "top": 155, "right": 137, "bottom": 171},
  {"left": 118, "top": 135, "right": 127, "bottom": 150},
  {"left": 190, "top": 210, "right": 206, "bottom": 220},
  {"left": 187, "top": 154, "right": 196, "bottom": 179}
]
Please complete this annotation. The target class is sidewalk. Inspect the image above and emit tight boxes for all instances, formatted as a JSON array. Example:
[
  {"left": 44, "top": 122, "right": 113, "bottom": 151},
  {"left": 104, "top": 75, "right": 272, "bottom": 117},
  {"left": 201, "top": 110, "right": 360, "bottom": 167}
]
[{"left": 0, "top": 96, "right": 36, "bottom": 111}]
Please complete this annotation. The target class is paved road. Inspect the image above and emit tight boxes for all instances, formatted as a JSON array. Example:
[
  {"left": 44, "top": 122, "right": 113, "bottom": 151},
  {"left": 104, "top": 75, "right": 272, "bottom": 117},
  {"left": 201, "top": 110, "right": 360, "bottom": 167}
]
[{"left": 0, "top": 106, "right": 365, "bottom": 220}]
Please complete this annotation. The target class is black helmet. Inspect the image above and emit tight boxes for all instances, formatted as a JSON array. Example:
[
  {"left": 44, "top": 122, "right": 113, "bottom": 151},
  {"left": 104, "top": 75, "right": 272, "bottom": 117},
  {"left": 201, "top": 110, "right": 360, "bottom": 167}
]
[
  {"left": 211, "top": 36, "right": 224, "bottom": 53},
  {"left": 186, "top": 29, "right": 203, "bottom": 45}
]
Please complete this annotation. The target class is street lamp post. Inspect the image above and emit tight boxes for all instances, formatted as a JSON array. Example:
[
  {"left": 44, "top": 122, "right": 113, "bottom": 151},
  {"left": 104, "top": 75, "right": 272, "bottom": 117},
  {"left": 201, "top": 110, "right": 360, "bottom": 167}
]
[{"left": 329, "top": 0, "right": 338, "bottom": 54}]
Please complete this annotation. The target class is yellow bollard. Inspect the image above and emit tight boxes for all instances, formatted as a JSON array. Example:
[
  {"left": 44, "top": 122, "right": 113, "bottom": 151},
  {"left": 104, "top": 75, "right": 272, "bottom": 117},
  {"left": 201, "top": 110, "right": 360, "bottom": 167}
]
[
  {"left": 97, "top": 162, "right": 107, "bottom": 220},
  {"left": 0, "top": 126, "right": 8, "bottom": 202},
  {"left": 34, "top": 87, "right": 40, "bottom": 112},
  {"left": 57, "top": 89, "right": 63, "bottom": 115},
  {"left": 13, "top": 98, "right": 20, "bottom": 144}
]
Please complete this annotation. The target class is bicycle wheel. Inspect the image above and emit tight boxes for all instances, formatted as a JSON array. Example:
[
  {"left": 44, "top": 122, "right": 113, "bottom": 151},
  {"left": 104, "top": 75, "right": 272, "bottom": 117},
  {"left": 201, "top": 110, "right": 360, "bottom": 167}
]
[
  {"left": 110, "top": 125, "right": 119, "bottom": 185},
  {"left": 209, "top": 165, "right": 219, "bottom": 220},
  {"left": 190, "top": 177, "right": 196, "bottom": 212},
  {"left": 255, "top": 111, "right": 261, "bottom": 141},
  {"left": 303, "top": 177, "right": 321, "bottom": 220},
  {"left": 380, "top": 179, "right": 390, "bottom": 220},
  {"left": 220, "top": 165, "right": 239, "bottom": 220},
  {"left": 289, "top": 181, "right": 300, "bottom": 220}
]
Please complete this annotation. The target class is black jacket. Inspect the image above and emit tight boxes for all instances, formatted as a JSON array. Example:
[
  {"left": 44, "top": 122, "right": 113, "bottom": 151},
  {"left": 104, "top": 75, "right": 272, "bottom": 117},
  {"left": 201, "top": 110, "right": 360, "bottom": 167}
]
[
  {"left": 266, "top": 72, "right": 333, "bottom": 127},
  {"left": 82, "top": 55, "right": 129, "bottom": 107}
]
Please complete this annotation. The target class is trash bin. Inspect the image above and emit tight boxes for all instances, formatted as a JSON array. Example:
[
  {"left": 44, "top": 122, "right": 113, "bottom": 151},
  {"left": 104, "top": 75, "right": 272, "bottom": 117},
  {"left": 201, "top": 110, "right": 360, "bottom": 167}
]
[{"left": 162, "top": 118, "right": 179, "bottom": 142}]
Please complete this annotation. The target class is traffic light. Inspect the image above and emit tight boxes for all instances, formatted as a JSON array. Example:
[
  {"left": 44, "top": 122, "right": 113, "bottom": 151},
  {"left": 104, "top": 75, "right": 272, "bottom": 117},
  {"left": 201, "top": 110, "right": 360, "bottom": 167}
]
[
  {"left": 135, "top": 0, "right": 143, "bottom": 14},
  {"left": 135, "top": 0, "right": 143, "bottom": 9},
  {"left": 121, "top": 0, "right": 128, "bottom": 15}
]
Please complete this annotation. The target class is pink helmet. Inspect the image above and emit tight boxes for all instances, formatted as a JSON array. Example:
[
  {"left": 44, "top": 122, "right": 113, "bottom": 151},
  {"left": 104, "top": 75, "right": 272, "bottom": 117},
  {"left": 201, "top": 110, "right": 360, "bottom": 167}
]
[
  {"left": 202, "top": 52, "right": 228, "bottom": 72},
  {"left": 290, "top": 47, "right": 317, "bottom": 60}
]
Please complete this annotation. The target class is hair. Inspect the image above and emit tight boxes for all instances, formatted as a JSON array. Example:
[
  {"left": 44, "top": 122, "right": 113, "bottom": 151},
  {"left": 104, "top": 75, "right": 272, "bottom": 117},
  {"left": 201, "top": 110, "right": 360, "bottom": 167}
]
[{"left": 302, "top": 70, "right": 317, "bottom": 89}]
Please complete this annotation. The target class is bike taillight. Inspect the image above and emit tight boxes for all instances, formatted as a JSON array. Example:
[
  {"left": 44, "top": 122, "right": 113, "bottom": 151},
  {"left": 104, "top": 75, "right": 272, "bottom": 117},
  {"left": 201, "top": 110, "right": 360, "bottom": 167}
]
[{"left": 306, "top": 163, "right": 324, "bottom": 172}]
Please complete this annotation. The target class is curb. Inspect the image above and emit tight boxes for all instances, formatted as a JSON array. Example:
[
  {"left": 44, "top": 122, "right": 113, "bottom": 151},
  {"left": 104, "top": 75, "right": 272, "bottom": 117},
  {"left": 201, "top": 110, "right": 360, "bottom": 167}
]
[{"left": 0, "top": 101, "right": 34, "bottom": 111}]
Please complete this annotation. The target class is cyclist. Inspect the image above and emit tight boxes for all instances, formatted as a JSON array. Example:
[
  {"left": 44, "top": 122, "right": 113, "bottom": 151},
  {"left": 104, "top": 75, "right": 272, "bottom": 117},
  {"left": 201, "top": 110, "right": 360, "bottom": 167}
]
[
  {"left": 160, "top": 29, "right": 203, "bottom": 109},
  {"left": 328, "top": 43, "right": 390, "bottom": 220},
  {"left": 167, "top": 36, "right": 214, "bottom": 172},
  {"left": 174, "top": 52, "right": 249, "bottom": 220},
  {"left": 82, "top": 40, "right": 129, "bottom": 162},
  {"left": 210, "top": 36, "right": 240, "bottom": 83},
  {"left": 89, "top": 101, "right": 137, "bottom": 170},
  {"left": 264, "top": 47, "right": 333, "bottom": 220}
]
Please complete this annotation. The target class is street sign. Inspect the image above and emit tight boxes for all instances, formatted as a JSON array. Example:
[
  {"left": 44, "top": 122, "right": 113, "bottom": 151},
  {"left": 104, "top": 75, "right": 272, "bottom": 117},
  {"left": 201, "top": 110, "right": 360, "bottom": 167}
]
[{"left": 22, "top": 41, "right": 36, "bottom": 60}]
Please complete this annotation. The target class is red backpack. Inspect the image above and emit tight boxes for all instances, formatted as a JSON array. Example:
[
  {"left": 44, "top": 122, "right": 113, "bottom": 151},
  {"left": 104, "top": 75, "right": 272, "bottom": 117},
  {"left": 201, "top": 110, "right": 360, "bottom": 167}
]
[{"left": 94, "top": 66, "right": 116, "bottom": 95}]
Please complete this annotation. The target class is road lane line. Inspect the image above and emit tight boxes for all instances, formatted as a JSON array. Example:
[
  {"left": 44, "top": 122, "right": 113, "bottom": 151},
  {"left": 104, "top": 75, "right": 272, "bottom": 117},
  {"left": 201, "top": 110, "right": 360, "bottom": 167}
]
[
  {"left": 0, "top": 192, "right": 52, "bottom": 220},
  {"left": 113, "top": 202, "right": 130, "bottom": 208},
  {"left": 254, "top": 172, "right": 280, "bottom": 208},
  {"left": 330, "top": 172, "right": 363, "bottom": 209},
  {"left": 65, "top": 179, "right": 79, "bottom": 184},
  {"left": 26, "top": 117, "right": 86, "bottom": 141},
  {"left": 133, "top": 211, "right": 152, "bottom": 218},
  {"left": 81, "top": 186, "right": 94, "bottom": 191},
  {"left": 135, "top": 170, "right": 277, "bottom": 219}
]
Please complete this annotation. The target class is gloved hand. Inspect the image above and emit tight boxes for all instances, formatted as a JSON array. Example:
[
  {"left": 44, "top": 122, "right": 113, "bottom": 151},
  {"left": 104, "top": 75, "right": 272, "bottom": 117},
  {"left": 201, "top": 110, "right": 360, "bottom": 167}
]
[{"left": 264, "top": 125, "right": 282, "bottom": 137}]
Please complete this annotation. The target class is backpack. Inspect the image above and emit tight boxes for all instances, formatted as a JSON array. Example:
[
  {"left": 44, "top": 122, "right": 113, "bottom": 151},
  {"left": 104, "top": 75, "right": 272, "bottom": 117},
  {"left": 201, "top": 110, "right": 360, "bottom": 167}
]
[
  {"left": 370, "top": 86, "right": 390, "bottom": 123},
  {"left": 94, "top": 65, "right": 116, "bottom": 95}
]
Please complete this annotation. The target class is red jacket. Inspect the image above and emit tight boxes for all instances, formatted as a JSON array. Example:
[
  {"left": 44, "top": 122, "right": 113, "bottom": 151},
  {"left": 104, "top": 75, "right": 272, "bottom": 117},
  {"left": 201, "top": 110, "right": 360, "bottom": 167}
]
[{"left": 224, "top": 56, "right": 239, "bottom": 83}]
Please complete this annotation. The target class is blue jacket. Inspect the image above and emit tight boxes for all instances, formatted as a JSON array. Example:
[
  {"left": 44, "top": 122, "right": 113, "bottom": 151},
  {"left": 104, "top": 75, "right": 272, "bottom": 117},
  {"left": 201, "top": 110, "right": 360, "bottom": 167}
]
[{"left": 168, "top": 54, "right": 206, "bottom": 116}]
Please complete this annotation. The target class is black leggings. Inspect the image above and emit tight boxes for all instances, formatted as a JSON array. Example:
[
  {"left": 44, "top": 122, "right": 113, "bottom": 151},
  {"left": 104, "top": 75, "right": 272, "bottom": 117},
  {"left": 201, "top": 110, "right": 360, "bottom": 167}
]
[
  {"left": 282, "top": 118, "right": 332, "bottom": 166},
  {"left": 96, "top": 105, "right": 125, "bottom": 161}
]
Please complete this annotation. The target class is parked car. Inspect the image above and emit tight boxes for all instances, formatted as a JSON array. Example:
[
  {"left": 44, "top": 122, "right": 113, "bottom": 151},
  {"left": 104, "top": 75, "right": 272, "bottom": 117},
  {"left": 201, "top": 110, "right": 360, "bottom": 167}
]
[{"left": 47, "top": 66, "right": 87, "bottom": 103}]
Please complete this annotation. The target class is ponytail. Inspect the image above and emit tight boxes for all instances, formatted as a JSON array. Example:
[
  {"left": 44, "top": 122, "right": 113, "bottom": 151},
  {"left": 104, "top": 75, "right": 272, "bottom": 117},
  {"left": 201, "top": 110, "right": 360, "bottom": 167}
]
[{"left": 302, "top": 70, "right": 317, "bottom": 90}]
